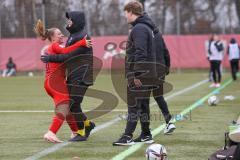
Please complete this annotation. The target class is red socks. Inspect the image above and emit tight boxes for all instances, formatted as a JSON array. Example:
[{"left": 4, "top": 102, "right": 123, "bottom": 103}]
[
  {"left": 49, "top": 115, "right": 64, "bottom": 134},
  {"left": 49, "top": 112, "right": 78, "bottom": 134},
  {"left": 66, "top": 114, "right": 78, "bottom": 132}
]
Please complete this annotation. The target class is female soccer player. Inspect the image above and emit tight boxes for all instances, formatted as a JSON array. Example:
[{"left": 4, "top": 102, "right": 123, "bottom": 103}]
[{"left": 34, "top": 20, "right": 91, "bottom": 143}]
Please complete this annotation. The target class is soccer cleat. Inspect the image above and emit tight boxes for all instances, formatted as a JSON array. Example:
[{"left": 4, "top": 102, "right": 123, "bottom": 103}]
[
  {"left": 69, "top": 134, "right": 87, "bottom": 142},
  {"left": 164, "top": 123, "right": 176, "bottom": 135},
  {"left": 113, "top": 135, "right": 135, "bottom": 146},
  {"left": 43, "top": 131, "right": 63, "bottom": 143},
  {"left": 133, "top": 134, "right": 154, "bottom": 144},
  {"left": 85, "top": 121, "right": 96, "bottom": 138}
]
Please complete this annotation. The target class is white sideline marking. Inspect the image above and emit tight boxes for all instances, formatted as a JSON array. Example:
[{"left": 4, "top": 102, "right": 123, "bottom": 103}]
[
  {"left": 0, "top": 109, "right": 154, "bottom": 113},
  {"left": 24, "top": 116, "right": 124, "bottom": 160},
  {"left": 0, "top": 110, "right": 54, "bottom": 113},
  {"left": 1, "top": 79, "right": 207, "bottom": 114},
  {"left": 23, "top": 79, "right": 207, "bottom": 160}
]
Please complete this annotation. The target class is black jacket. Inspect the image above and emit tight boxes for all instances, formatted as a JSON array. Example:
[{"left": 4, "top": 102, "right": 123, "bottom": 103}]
[
  {"left": 126, "top": 14, "right": 156, "bottom": 80},
  {"left": 6, "top": 61, "right": 16, "bottom": 70},
  {"left": 138, "top": 13, "right": 170, "bottom": 69},
  {"left": 126, "top": 13, "right": 170, "bottom": 81},
  {"left": 46, "top": 11, "right": 93, "bottom": 86},
  {"left": 154, "top": 31, "right": 170, "bottom": 70}
]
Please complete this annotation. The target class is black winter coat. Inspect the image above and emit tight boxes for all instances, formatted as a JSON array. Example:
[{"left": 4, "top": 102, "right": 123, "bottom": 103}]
[
  {"left": 46, "top": 11, "right": 93, "bottom": 86},
  {"left": 126, "top": 13, "right": 170, "bottom": 82}
]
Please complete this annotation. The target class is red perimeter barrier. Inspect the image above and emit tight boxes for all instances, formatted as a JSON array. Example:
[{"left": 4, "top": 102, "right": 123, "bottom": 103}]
[{"left": 0, "top": 35, "right": 239, "bottom": 71}]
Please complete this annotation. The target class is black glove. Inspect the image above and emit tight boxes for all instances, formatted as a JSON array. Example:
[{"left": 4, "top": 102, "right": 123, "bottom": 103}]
[{"left": 40, "top": 54, "right": 50, "bottom": 63}]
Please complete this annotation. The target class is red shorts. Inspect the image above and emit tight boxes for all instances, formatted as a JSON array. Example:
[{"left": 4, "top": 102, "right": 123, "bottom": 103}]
[{"left": 44, "top": 79, "right": 70, "bottom": 106}]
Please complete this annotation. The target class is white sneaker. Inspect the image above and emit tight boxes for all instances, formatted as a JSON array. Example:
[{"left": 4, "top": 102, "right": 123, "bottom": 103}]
[
  {"left": 43, "top": 131, "right": 63, "bottom": 143},
  {"left": 209, "top": 83, "right": 216, "bottom": 88},
  {"left": 164, "top": 123, "right": 176, "bottom": 135},
  {"left": 215, "top": 83, "right": 221, "bottom": 88}
]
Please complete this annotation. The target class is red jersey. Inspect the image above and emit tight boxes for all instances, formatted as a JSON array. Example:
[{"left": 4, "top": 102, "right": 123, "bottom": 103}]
[
  {"left": 43, "top": 40, "right": 86, "bottom": 106},
  {"left": 45, "top": 40, "right": 86, "bottom": 80}
]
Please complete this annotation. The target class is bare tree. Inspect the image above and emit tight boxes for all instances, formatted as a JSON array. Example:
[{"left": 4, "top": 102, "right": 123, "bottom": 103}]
[
  {"left": 147, "top": 0, "right": 168, "bottom": 33},
  {"left": 103, "top": 0, "right": 127, "bottom": 35},
  {"left": 0, "top": 0, "right": 239, "bottom": 38},
  {"left": 45, "top": 0, "right": 70, "bottom": 36},
  {"left": 90, "top": 0, "right": 105, "bottom": 35},
  {"left": 234, "top": 0, "right": 240, "bottom": 26}
]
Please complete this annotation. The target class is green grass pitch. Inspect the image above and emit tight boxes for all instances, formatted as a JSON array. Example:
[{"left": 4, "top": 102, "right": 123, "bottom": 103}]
[{"left": 0, "top": 72, "right": 239, "bottom": 160}]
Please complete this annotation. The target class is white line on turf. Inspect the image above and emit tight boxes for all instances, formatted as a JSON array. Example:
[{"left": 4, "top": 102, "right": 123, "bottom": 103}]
[
  {"left": 24, "top": 117, "right": 124, "bottom": 160},
  {"left": 111, "top": 78, "right": 233, "bottom": 160},
  {"left": 23, "top": 79, "right": 207, "bottom": 160},
  {"left": 1, "top": 80, "right": 207, "bottom": 114},
  {"left": 0, "top": 110, "right": 124, "bottom": 113},
  {"left": 0, "top": 109, "right": 161, "bottom": 113},
  {"left": 0, "top": 110, "right": 54, "bottom": 113}
]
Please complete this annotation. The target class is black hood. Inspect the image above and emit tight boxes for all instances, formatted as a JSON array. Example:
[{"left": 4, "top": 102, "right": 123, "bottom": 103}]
[
  {"left": 131, "top": 12, "right": 159, "bottom": 34},
  {"left": 66, "top": 11, "right": 86, "bottom": 34},
  {"left": 230, "top": 38, "right": 236, "bottom": 44}
]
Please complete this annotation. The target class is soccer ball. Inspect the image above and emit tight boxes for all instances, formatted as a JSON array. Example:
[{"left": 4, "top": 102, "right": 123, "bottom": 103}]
[
  {"left": 145, "top": 144, "right": 167, "bottom": 160},
  {"left": 208, "top": 95, "right": 219, "bottom": 106},
  {"left": 28, "top": 72, "right": 34, "bottom": 77}
]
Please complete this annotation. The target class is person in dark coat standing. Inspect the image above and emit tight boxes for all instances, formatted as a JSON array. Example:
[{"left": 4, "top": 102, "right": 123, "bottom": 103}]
[
  {"left": 113, "top": 1, "right": 159, "bottom": 146},
  {"left": 138, "top": 13, "right": 176, "bottom": 135},
  {"left": 41, "top": 11, "right": 95, "bottom": 141}
]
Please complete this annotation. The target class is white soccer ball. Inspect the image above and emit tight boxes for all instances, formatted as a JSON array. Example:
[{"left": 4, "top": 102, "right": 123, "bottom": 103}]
[
  {"left": 145, "top": 144, "right": 167, "bottom": 160},
  {"left": 208, "top": 95, "right": 219, "bottom": 106},
  {"left": 28, "top": 72, "right": 34, "bottom": 77}
]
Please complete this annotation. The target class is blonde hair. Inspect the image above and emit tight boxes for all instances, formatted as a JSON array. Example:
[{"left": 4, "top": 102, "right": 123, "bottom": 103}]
[{"left": 34, "top": 19, "right": 57, "bottom": 41}]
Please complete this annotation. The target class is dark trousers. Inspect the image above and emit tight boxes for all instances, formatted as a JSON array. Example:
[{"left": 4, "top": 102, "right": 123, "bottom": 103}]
[
  {"left": 208, "top": 59, "right": 213, "bottom": 81},
  {"left": 210, "top": 60, "right": 222, "bottom": 83},
  {"left": 124, "top": 86, "right": 151, "bottom": 137},
  {"left": 230, "top": 59, "right": 239, "bottom": 81},
  {"left": 68, "top": 84, "right": 88, "bottom": 130},
  {"left": 233, "top": 143, "right": 240, "bottom": 160},
  {"left": 152, "top": 84, "right": 172, "bottom": 124}
]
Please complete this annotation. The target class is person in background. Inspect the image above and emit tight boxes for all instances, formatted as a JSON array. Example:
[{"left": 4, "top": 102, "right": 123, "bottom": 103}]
[
  {"left": 2, "top": 57, "right": 16, "bottom": 77},
  {"left": 206, "top": 35, "right": 214, "bottom": 82},
  {"left": 227, "top": 38, "right": 240, "bottom": 81},
  {"left": 209, "top": 34, "right": 224, "bottom": 88}
]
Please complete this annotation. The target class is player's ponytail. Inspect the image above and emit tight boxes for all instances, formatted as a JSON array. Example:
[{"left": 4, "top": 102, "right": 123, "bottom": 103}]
[
  {"left": 34, "top": 19, "right": 47, "bottom": 40},
  {"left": 34, "top": 19, "right": 56, "bottom": 41}
]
